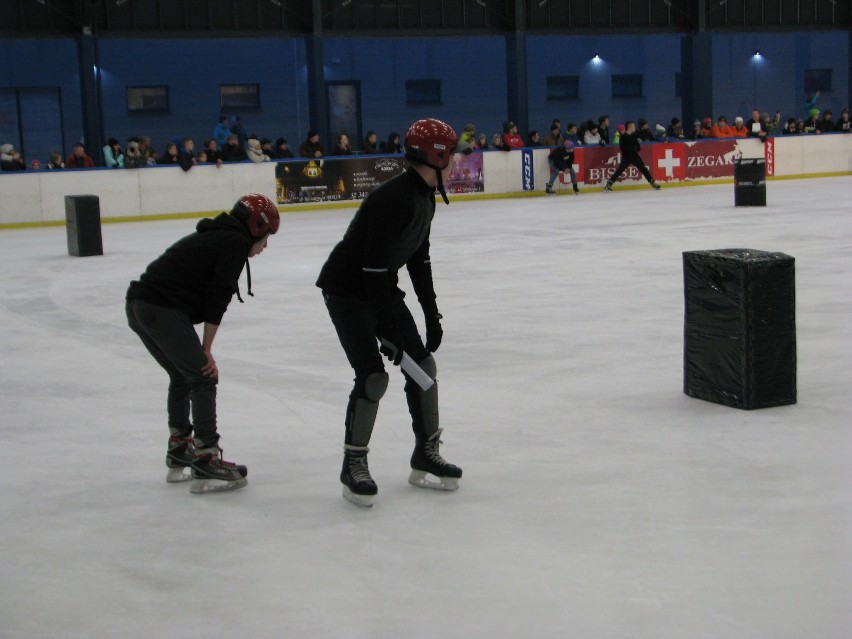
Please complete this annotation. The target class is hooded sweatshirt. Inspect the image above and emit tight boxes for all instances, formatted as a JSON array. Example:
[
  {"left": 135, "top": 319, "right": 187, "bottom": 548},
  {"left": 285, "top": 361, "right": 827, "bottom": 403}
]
[{"left": 126, "top": 214, "right": 252, "bottom": 325}]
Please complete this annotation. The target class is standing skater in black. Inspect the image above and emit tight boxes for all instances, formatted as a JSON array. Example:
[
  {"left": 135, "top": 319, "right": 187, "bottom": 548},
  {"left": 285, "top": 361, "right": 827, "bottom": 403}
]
[
  {"left": 126, "top": 194, "right": 280, "bottom": 494},
  {"left": 604, "top": 120, "right": 661, "bottom": 191},
  {"left": 317, "top": 118, "right": 462, "bottom": 507}
]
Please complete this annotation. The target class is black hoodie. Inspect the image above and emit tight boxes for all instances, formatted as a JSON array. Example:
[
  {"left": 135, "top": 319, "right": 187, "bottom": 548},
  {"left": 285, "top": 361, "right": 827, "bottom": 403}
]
[{"left": 126, "top": 214, "right": 251, "bottom": 325}]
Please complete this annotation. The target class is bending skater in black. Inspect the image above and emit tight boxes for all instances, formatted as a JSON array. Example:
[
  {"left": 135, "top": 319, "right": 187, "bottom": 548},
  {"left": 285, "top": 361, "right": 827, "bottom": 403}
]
[
  {"left": 126, "top": 194, "right": 280, "bottom": 494},
  {"left": 604, "top": 120, "right": 661, "bottom": 191},
  {"left": 316, "top": 118, "right": 462, "bottom": 507}
]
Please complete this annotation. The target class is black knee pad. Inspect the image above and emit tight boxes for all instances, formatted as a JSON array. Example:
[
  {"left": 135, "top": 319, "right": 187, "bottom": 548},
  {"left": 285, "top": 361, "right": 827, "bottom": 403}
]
[{"left": 364, "top": 371, "right": 389, "bottom": 401}]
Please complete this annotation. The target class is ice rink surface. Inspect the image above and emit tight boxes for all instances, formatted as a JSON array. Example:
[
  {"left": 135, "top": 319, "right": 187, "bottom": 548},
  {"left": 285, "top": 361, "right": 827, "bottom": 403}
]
[{"left": 1, "top": 177, "right": 850, "bottom": 638}]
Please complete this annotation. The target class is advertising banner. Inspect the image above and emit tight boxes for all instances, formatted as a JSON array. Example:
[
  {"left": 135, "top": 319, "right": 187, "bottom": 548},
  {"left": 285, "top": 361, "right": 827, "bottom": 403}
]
[
  {"left": 521, "top": 149, "right": 534, "bottom": 190},
  {"left": 764, "top": 138, "right": 775, "bottom": 176},
  {"left": 578, "top": 139, "right": 753, "bottom": 186},
  {"left": 275, "top": 156, "right": 405, "bottom": 204},
  {"left": 445, "top": 152, "right": 484, "bottom": 194}
]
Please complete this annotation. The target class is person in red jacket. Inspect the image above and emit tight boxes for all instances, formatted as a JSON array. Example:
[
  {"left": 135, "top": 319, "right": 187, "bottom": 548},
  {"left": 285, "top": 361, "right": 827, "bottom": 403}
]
[
  {"left": 710, "top": 116, "right": 734, "bottom": 138},
  {"left": 501, "top": 121, "right": 525, "bottom": 149},
  {"left": 66, "top": 143, "right": 95, "bottom": 169}
]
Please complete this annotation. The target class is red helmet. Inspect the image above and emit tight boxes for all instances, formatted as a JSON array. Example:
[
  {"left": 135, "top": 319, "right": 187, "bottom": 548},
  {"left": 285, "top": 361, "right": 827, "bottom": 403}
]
[
  {"left": 404, "top": 119, "right": 458, "bottom": 170},
  {"left": 232, "top": 193, "right": 280, "bottom": 239}
]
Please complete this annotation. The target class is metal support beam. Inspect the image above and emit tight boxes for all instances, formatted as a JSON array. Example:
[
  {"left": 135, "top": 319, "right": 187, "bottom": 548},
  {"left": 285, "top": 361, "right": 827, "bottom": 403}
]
[
  {"left": 681, "top": 32, "right": 713, "bottom": 135},
  {"left": 305, "top": 0, "right": 328, "bottom": 150},
  {"left": 77, "top": 26, "right": 104, "bottom": 164},
  {"left": 505, "top": 0, "right": 528, "bottom": 138}
]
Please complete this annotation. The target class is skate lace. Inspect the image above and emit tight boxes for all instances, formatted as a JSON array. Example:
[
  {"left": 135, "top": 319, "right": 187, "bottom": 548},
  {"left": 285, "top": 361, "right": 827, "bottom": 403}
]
[
  {"left": 349, "top": 454, "right": 373, "bottom": 483},
  {"left": 423, "top": 438, "right": 447, "bottom": 465},
  {"left": 213, "top": 445, "right": 238, "bottom": 469}
]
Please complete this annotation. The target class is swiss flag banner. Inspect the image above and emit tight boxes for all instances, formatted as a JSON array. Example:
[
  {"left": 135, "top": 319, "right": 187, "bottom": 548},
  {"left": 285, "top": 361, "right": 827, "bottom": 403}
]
[{"left": 651, "top": 143, "right": 687, "bottom": 182}]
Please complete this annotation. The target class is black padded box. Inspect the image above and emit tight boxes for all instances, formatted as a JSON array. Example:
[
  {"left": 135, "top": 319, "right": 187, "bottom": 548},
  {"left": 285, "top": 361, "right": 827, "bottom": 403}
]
[
  {"left": 683, "top": 249, "right": 796, "bottom": 409},
  {"left": 65, "top": 195, "right": 103, "bottom": 257},
  {"left": 734, "top": 158, "right": 766, "bottom": 207}
]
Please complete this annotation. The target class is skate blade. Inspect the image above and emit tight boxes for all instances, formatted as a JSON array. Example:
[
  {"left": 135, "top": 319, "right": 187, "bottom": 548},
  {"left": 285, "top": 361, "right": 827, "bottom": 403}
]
[
  {"left": 189, "top": 477, "right": 248, "bottom": 494},
  {"left": 408, "top": 470, "right": 459, "bottom": 492},
  {"left": 166, "top": 467, "right": 192, "bottom": 483},
  {"left": 342, "top": 486, "right": 374, "bottom": 507}
]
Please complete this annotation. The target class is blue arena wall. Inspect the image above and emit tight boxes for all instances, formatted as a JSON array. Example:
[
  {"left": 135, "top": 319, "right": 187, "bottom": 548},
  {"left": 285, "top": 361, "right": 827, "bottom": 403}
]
[{"left": 0, "top": 30, "right": 848, "bottom": 164}]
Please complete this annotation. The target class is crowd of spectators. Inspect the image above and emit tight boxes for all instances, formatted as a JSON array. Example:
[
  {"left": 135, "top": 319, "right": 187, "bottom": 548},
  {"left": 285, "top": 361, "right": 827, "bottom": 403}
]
[{"left": 2, "top": 105, "right": 850, "bottom": 173}]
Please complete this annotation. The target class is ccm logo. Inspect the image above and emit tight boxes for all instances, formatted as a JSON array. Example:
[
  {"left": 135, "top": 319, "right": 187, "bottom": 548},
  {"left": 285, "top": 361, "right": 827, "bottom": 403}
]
[{"left": 522, "top": 150, "right": 533, "bottom": 190}]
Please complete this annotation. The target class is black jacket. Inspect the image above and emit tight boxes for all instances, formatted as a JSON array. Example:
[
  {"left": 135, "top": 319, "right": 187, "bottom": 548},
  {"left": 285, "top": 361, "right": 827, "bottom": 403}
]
[
  {"left": 316, "top": 168, "right": 438, "bottom": 333},
  {"left": 618, "top": 131, "right": 642, "bottom": 157},
  {"left": 126, "top": 214, "right": 251, "bottom": 325},
  {"left": 548, "top": 146, "right": 575, "bottom": 171}
]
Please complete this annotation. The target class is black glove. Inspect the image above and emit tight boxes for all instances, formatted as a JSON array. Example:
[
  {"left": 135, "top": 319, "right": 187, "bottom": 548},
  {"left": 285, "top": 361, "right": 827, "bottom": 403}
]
[
  {"left": 425, "top": 313, "right": 443, "bottom": 353},
  {"left": 378, "top": 332, "right": 404, "bottom": 366}
]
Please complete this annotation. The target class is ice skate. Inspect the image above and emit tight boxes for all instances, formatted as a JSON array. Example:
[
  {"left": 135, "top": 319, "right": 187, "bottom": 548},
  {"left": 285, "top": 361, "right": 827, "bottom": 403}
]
[
  {"left": 603, "top": 182, "right": 613, "bottom": 192},
  {"left": 573, "top": 184, "right": 580, "bottom": 195},
  {"left": 651, "top": 181, "right": 661, "bottom": 190},
  {"left": 165, "top": 436, "right": 194, "bottom": 483},
  {"left": 189, "top": 444, "right": 248, "bottom": 494},
  {"left": 545, "top": 184, "right": 555, "bottom": 194},
  {"left": 409, "top": 428, "right": 462, "bottom": 491},
  {"left": 341, "top": 445, "right": 377, "bottom": 507}
]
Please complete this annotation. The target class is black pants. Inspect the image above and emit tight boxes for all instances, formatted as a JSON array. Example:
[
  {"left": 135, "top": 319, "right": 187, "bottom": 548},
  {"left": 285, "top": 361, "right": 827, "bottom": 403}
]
[
  {"left": 126, "top": 299, "right": 218, "bottom": 447},
  {"left": 323, "top": 292, "right": 431, "bottom": 443},
  {"left": 609, "top": 152, "right": 655, "bottom": 184}
]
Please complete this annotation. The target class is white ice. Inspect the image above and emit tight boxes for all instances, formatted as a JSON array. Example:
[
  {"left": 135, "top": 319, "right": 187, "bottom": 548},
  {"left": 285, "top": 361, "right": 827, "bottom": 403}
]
[{"left": 1, "top": 178, "right": 850, "bottom": 639}]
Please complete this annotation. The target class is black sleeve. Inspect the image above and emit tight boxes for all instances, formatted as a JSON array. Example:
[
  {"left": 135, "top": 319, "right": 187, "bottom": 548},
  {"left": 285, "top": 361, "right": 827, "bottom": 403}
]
[
  {"left": 360, "top": 196, "right": 402, "bottom": 336},
  {"left": 407, "top": 235, "right": 438, "bottom": 317}
]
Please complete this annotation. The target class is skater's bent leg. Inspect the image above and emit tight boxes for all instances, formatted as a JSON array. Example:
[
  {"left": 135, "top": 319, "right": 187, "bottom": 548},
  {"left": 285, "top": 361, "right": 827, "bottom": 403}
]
[
  {"left": 127, "top": 299, "right": 215, "bottom": 444},
  {"left": 635, "top": 159, "right": 655, "bottom": 184},
  {"left": 405, "top": 354, "right": 439, "bottom": 439},
  {"left": 127, "top": 300, "right": 194, "bottom": 437},
  {"left": 324, "top": 292, "right": 387, "bottom": 445},
  {"left": 345, "top": 371, "right": 388, "bottom": 446},
  {"left": 547, "top": 160, "right": 559, "bottom": 186},
  {"left": 607, "top": 158, "right": 630, "bottom": 185}
]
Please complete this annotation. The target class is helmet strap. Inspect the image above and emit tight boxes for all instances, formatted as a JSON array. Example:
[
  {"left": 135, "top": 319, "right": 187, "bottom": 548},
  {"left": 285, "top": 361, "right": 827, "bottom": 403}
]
[{"left": 436, "top": 168, "right": 449, "bottom": 205}]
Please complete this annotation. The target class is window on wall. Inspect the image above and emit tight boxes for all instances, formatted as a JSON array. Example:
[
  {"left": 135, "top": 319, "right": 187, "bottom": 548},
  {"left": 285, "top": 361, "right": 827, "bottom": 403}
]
[
  {"left": 220, "top": 84, "right": 261, "bottom": 109},
  {"left": 612, "top": 74, "right": 643, "bottom": 99},
  {"left": 405, "top": 79, "right": 441, "bottom": 106},
  {"left": 546, "top": 75, "right": 579, "bottom": 101},
  {"left": 804, "top": 69, "right": 832, "bottom": 93},
  {"left": 126, "top": 86, "right": 169, "bottom": 112}
]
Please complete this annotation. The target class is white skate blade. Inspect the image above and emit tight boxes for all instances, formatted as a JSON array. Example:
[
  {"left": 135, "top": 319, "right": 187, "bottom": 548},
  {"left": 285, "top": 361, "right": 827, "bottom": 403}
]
[
  {"left": 166, "top": 467, "right": 192, "bottom": 483},
  {"left": 342, "top": 486, "right": 374, "bottom": 507},
  {"left": 408, "top": 470, "right": 459, "bottom": 492},
  {"left": 189, "top": 477, "right": 248, "bottom": 494}
]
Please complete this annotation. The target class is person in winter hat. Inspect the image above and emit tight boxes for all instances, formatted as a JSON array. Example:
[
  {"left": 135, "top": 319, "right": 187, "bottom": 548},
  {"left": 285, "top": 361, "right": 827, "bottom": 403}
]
[
  {"left": 1, "top": 143, "right": 25, "bottom": 171},
  {"left": 246, "top": 137, "right": 270, "bottom": 162},
  {"left": 545, "top": 139, "right": 579, "bottom": 195},
  {"left": 126, "top": 194, "right": 280, "bottom": 494}
]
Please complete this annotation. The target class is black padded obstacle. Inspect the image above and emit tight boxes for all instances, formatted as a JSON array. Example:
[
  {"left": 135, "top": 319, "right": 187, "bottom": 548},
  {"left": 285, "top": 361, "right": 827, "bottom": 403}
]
[
  {"left": 65, "top": 195, "right": 103, "bottom": 257},
  {"left": 683, "top": 249, "right": 796, "bottom": 410},
  {"left": 734, "top": 158, "right": 766, "bottom": 207}
]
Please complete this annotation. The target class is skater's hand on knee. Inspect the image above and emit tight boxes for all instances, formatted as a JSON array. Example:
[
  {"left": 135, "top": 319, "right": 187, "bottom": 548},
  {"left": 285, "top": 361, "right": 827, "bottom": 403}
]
[{"left": 201, "top": 350, "right": 218, "bottom": 379}]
